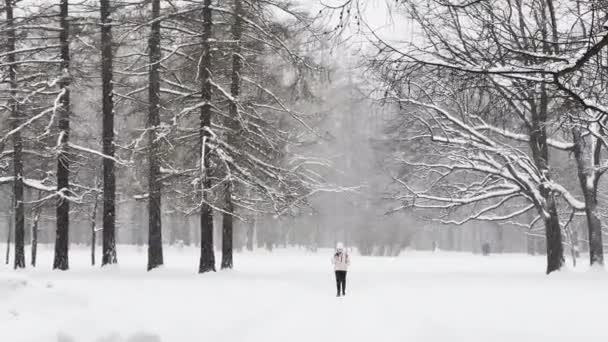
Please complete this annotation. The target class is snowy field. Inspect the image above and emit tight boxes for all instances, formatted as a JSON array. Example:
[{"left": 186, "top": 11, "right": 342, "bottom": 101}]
[{"left": 2, "top": 245, "right": 608, "bottom": 342}]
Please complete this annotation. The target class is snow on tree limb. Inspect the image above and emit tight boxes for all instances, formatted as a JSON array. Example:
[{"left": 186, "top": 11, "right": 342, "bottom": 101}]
[{"left": 68, "top": 143, "right": 129, "bottom": 166}]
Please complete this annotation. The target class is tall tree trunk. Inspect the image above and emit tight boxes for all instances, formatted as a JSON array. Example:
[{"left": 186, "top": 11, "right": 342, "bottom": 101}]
[
  {"left": 5, "top": 206, "right": 12, "bottom": 265},
  {"left": 30, "top": 205, "right": 40, "bottom": 267},
  {"left": 91, "top": 193, "right": 99, "bottom": 266},
  {"left": 221, "top": 192, "right": 233, "bottom": 269},
  {"left": 100, "top": 0, "right": 117, "bottom": 266},
  {"left": 543, "top": 194, "right": 564, "bottom": 274},
  {"left": 572, "top": 124, "right": 604, "bottom": 266},
  {"left": 528, "top": 84, "right": 563, "bottom": 274},
  {"left": 54, "top": 0, "right": 71, "bottom": 271},
  {"left": 198, "top": 0, "right": 216, "bottom": 273},
  {"left": 221, "top": 0, "right": 243, "bottom": 270},
  {"left": 583, "top": 196, "right": 603, "bottom": 265},
  {"left": 147, "top": 0, "right": 163, "bottom": 271},
  {"left": 6, "top": 0, "right": 25, "bottom": 269}
]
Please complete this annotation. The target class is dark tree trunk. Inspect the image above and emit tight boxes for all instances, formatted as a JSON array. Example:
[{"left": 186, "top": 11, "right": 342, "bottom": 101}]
[
  {"left": 221, "top": 0, "right": 243, "bottom": 270},
  {"left": 527, "top": 85, "right": 563, "bottom": 274},
  {"left": 198, "top": 0, "right": 216, "bottom": 273},
  {"left": 544, "top": 195, "right": 564, "bottom": 274},
  {"left": 147, "top": 0, "right": 163, "bottom": 271},
  {"left": 572, "top": 124, "right": 604, "bottom": 266},
  {"left": 100, "top": 0, "right": 117, "bottom": 266},
  {"left": 143, "top": 2, "right": 163, "bottom": 259},
  {"left": 199, "top": 204, "right": 215, "bottom": 272},
  {"left": 6, "top": 0, "right": 25, "bottom": 269},
  {"left": 221, "top": 202, "right": 234, "bottom": 269},
  {"left": 583, "top": 199, "right": 603, "bottom": 265},
  {"left": 91, "top": 193, "right": 99, "bottom": 266},
  {"left": 5, "top": 209, "right": 12, "bottom": 265},
  {"left": 54, "top": 0, "right": 71, "bottom": 271},
  {"left": 31, "top": 206, "right": 40, "bottom": 267}
]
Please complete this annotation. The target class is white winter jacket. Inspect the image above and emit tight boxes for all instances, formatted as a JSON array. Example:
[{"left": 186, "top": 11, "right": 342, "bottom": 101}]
[{"left": 332, "top": 250, "right": 350, "bottom": 271}]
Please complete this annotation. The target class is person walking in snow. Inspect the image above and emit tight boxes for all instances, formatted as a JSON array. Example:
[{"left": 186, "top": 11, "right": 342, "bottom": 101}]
[{"left": 332, "top": 242, "right": 350, "bottom": 297}]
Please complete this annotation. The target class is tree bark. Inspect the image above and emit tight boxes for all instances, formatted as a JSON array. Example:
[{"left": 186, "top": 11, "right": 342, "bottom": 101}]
[
  {"left": 30, "top": 205, "right": 40, "bottom": 267},
  {"left": 147, "top": 0, "right": 163, "bottom": 271},
  {"left": 543, "top": 194, "right": 564, "bottom": 274},
  {"left": 5, "top": 207, "right": 12, "bottom": 265},
  {"left": 583, "top": 198, "right": 603, "bottom": 265},
  {"left": 6, "top": 0, "right": 25, "bottom": 269},
  {"left": 221, "top": 191, "right": 233, "bottom": 269},
  {"left": 221, "top": 0, "right": 243, "bottom": 270},
  {"left": 54, "top": 0, "right": 71, "bottom": 271},
  {"left": 91, "top": 193, "right": 99, "bottom": 266},
  {"left": 100, "top": 0, "right": 117, "bottom": 266},
  {"left": 198, "top": 0, "right": 216, "bottom": 273},
  {"left": 571, "top": 124, "right": 604, "bottom": 266},
  {"left": 528, "top": 84, "right": 563, "bottom": 274}
]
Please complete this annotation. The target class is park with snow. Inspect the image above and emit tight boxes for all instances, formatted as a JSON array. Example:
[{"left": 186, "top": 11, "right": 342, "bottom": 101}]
[
  {"left": 4, "top": 0, "right": 608, "bottom": 341},
  {"left": 3, "top": 245, "right": 608, "bottom": 342}
]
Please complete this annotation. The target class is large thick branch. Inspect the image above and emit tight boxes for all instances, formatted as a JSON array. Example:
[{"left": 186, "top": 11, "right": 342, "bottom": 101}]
[{"left": 475, "top": 124, "right": 574, "bottom": 150}]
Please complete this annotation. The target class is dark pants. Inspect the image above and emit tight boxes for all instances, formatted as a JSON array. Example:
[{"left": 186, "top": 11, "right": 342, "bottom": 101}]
[{"left": 335, "top": 271, "right": 347, "bottom": 296}]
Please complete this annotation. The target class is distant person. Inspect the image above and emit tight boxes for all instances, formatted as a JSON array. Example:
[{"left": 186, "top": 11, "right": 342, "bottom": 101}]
[{"left": 332, "top": 242, "right": 350, "bottom": 297}]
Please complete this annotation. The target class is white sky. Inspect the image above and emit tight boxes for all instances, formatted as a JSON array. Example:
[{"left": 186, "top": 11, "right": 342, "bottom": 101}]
[{"left": 295, "top": 0, "right": 414, "bottom": 69}]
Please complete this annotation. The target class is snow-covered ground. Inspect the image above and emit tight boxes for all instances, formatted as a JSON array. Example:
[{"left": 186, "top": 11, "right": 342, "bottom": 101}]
[{"left": 2, "top": 245, "right": 608, "bottom": 342}]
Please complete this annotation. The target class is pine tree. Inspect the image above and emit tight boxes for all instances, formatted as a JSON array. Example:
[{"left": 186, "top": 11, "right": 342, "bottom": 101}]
[
  {"left": 6, "top": 0, "right": 25, "bottom": 269},
  {"left": 221, "top": 0, "right": 244, "bottom": 270},
  {"left": 100, "top": 0, "right": 118, "bottom": 266},
  {"left": 198, "top": 0, "right": 216, "bottom": 273},
  {"left": 53, "top": 0, "right": 72, "bottom": 271},
  {"left": 147, "top": 0, "right": 164, "bottom": 271}
]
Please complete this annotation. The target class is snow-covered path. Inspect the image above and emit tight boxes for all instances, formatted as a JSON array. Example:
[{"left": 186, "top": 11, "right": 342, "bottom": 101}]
[{"left": 2, "top": 245, "right": 608, "bottom": 342}]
